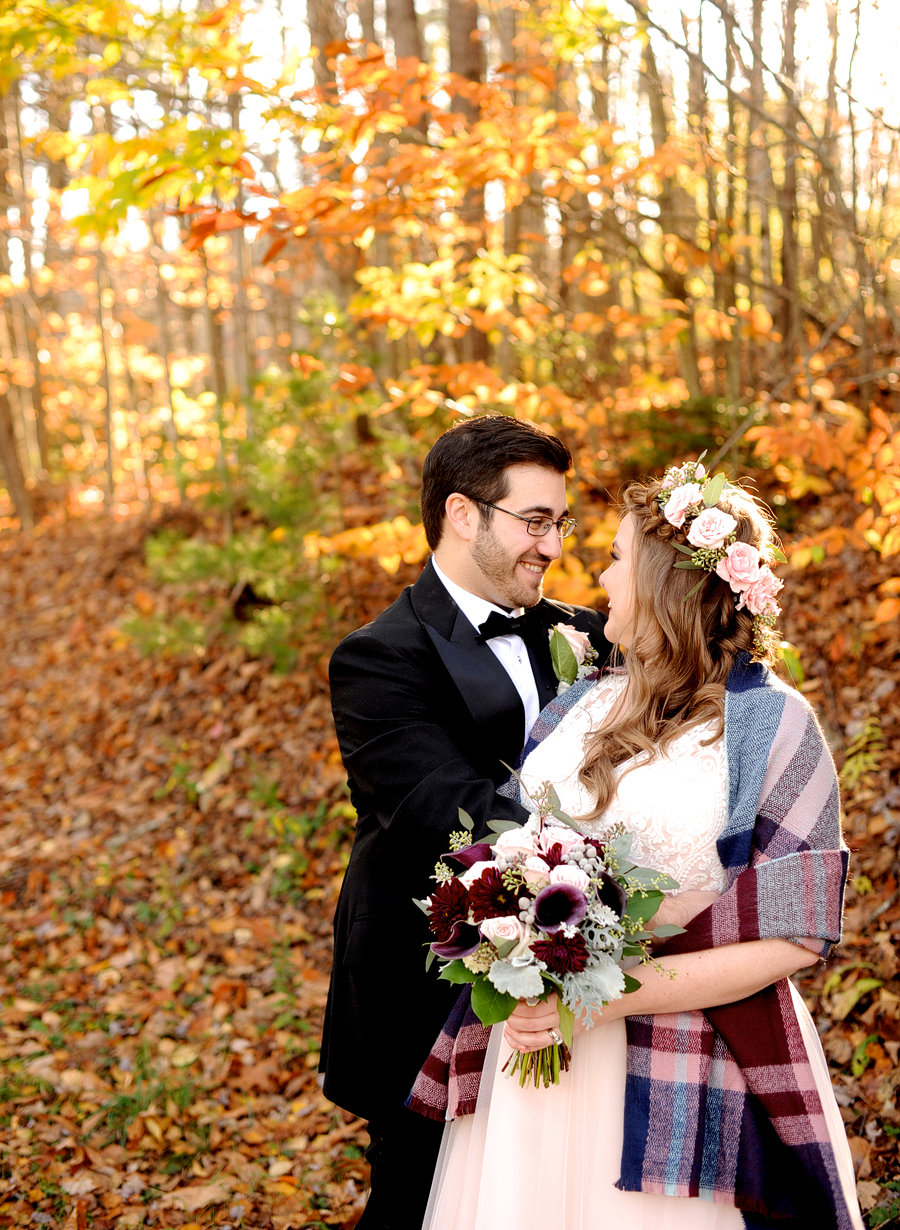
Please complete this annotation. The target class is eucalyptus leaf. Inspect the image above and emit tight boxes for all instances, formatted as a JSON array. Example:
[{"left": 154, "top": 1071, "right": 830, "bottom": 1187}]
[
  {"left": 624, "top": 888, "right": 663, "bottom": 925},
  {"left": 703, "top": 472, "right": 726, "bottom": 506},
  {"left": 425, "top": 947, "right": 436, "bottom": 972},
  {"left": 549, "top": 630, "right": 579, "bottom": 686},
  {"left": 627, "top": 867, "right": 679, "bottom": 890},
  {"left": 770, "top": 546, "right": 788, "bottom": 563},
  {"left": 488, "top": 818, "right": 522, "bottom": 834},
  {"left": 458, "top": 807, "right": 474, "bottom": 831},
  {"left": 550, "top": 807, "right": 581, "bottom": 832},
  {"left": 546, "top": 783, "right": 562, "bottom": 812},
  {"left": 622, "top": 972, "right": 643, "bottom": 994},
  {"left": 673, "top": 559, "right": 702, "bottom": 569},
  {"left": 607, "top": 832, "right": 633, "bottom": 860},
  {"left": 683, "top": 576, "right": 707, "bottom": 601},
  {"left": 651, "top": 923, "right": 688, "bottom": 937},
  {"left": 672, "top": 542, "right": 695, "bottom": 555}
]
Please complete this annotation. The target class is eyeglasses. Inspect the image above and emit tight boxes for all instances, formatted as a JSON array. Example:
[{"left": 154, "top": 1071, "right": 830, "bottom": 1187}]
[{"left": 470, "top": 499, "right": 577, "bottom": 539}]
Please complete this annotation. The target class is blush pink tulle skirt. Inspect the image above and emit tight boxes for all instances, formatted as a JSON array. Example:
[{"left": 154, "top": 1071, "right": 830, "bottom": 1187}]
[{"left": 423, "top": 983, "right": 862, "bottom": 1230}]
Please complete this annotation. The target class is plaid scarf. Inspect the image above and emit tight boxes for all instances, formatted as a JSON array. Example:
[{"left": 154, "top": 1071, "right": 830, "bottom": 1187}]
[{"left": 407, "top": 658, "right": 854, "bottom": 1229}]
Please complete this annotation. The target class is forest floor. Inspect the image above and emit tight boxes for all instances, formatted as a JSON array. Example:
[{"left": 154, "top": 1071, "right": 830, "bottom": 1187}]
[{"left": 0, "top": 502, "right": 899, "bottom": 1230}]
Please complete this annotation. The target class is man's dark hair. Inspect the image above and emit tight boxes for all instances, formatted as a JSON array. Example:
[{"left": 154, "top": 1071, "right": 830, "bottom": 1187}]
[{"left": 420, "top": 414, "right": 572, "bottom": 549}]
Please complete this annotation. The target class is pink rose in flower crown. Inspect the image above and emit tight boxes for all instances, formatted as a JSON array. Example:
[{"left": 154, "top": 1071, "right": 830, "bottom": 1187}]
[
  {"left": 715, "top": 541, "right": 762, "bottom": 592},
  {"left": 663, "top": 483, "right": 703, "bottom": 528},
  {"left": 686, "top": 508, "right": 738, "bottom": 550},
  {"left": 738, "top": 565, "right": 784, "bottom": 617},
  {"left": 522, "top": 855, "right": 551, "bottom": 889},
  {"left": 479, "top": 915, "right": 525, "bottom": 946},
  {"left": 549, "top": 865, "right": 591, "bottom": 893},
  {"left": 552, "top": 623, "right": 592, "bottom": 666}
]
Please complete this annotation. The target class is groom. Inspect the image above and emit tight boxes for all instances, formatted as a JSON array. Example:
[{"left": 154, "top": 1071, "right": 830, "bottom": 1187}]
[{"left": 320, "top": 415, "right": 609, "bottom": 1229}]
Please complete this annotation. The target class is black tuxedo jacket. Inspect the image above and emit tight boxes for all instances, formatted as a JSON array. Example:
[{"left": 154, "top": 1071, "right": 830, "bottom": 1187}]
[{"left": 320, "top": 559, "right": 609, "bottom": 1120}]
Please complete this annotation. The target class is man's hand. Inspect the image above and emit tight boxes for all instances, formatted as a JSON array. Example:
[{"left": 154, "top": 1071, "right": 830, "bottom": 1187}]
[
  {"left": 652, "top": 890, "right": 721, "bottom": 935},
  {"left": 503, "top": 993, "right": 561, "bottom": 1053}
]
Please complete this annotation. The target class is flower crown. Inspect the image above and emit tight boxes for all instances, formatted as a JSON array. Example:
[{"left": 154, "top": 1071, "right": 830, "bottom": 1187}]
[{"left": 654, "top": 455, "right": 786, "bottom": 656}]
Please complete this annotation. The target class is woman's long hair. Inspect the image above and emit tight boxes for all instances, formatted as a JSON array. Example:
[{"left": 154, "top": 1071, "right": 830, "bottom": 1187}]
[{"left": 577, "top": 478, "right": 781, "bottom": 821}]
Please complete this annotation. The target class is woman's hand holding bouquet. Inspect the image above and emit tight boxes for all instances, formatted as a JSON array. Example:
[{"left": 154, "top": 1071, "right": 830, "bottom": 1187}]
[{"left": 417, "top": 781, "right": 684, "bottom": 1089}]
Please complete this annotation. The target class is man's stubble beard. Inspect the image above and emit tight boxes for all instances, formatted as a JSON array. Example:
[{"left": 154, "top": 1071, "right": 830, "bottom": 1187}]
[{"left": 470, "top": 524, "right": 545, "bottom": 609}]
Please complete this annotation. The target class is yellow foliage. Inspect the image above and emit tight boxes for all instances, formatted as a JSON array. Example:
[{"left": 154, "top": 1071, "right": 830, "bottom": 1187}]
[{"left": 543, "top": 554, "right": 604, "bottom": 607}]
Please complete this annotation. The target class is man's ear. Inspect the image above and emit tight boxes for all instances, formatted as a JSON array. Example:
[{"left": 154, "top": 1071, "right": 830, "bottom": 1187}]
[{"left": 444, "top": 493, "right": 479, "bottom": 542}]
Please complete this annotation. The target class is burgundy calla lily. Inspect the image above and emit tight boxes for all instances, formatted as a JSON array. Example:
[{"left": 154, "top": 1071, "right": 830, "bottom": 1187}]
[
  {"left": 533, "top": 883, "right": 588, "bottom": 934},
  {"left": 596, "top": 871, "right": 628, "bottom": 919},
  {"left": 430, "top": 921, "right": 482, "bottom": 959},
  {"left": 444, "top": 842, "right": 493, "bottom": 869}
]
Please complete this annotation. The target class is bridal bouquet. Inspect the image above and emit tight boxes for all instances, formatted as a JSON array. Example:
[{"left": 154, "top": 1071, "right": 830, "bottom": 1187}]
[{"left": 418, "top": 782, "right": 681, "bottom": 1088}]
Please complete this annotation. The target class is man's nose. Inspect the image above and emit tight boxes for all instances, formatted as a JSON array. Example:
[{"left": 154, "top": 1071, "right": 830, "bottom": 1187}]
[{"left": 535, "top": 529, "right": 563, "bottom": 560}]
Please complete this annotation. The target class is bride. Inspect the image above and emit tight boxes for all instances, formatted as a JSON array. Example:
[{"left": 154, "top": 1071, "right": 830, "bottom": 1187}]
[{"left": 414, "top": 464, "right": 864, "bottom": 1230}]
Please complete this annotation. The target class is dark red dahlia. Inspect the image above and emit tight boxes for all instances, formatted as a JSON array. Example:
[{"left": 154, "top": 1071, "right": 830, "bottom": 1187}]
[
  {"left": 468, "top": 867, "right": 520, "bottom": 922},
  {"left": 542, "top": 842, "right": 568, "bottom": 869},
  {"left": 531, "top": 931, "right": 590, "bottom": 975},
  {"left": 427, "top": 877, "right": 470, "bottom": 942}
]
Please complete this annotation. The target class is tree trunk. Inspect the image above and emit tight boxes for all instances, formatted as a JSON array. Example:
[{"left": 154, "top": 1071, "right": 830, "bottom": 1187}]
[
  {"left": 448, "top": 0, "right": 488, "bottom": 365},
  {"left": 747, "top": 0, "right": 775, "bottom": 333},
  {"left": 778, "top": 0, "right": 800, "bottom": 362},
  {"left": 639, "top": 38, "right": 703, "bottom": 399},
  {"left": 0, "top": 388, "right": 33, "bottom": 530},
  {"left": 386, "top": 0, "right": 422, "bottom": 60},
  {"left": 95, "top": 252, "right": 116, "bottom": 499}
]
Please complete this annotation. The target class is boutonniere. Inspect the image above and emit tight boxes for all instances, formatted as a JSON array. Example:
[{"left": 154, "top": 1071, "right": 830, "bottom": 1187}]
[{"left": 548, "top": 623, "right": 598, "bottom": 695}]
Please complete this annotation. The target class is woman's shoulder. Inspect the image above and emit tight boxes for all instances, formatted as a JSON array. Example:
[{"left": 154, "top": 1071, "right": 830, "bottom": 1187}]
[
  {"left": 725, "top": 657, "right": 833, "bottom": 768},
  {"left": 725, "top": 656, "right": 815, "bottom": 718}
]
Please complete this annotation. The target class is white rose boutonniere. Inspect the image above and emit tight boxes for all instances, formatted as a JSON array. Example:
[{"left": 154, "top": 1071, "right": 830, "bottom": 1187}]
[{"left": 548, "top": 623, "right": 598, "bottom": 695}]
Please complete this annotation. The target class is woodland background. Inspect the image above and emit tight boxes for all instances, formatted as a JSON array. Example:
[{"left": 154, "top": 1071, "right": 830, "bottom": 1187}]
[{"left": 0, "top": 0, "right": 898, "bottom": 1226}]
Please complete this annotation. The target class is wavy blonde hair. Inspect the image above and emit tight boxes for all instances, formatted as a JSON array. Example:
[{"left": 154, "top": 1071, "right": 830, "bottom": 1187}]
[{"left": 577, "top": 477, "right": 781, "bottom": 821}]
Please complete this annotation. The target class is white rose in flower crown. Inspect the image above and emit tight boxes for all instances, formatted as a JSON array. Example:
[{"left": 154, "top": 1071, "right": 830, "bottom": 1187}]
[
  {"left": 538, "top": 825, "right": 583, "bottom": 857},
  {"left": 549, "top": 865, "right": 590, "bottom": 892},
  {"left": 494, "top": 827, "right": 539, "bottom": 862},
  {"left": 522, "top": 855, "right": 551, "bottom": 889},
  {"left": 479, "top": 915, "right": 525, "bottom": 945},
  {"left": 458, "top": 860, "right": 494, "bottom": 888},
  {"left": 663, "top": 482, "right": 703, "bottom": 528},
  {"left": 686, "top": 507, "right": 738, "bottom": 550},
  {"left": 552, "top": 622, "right": 592, "bottom": 666}
]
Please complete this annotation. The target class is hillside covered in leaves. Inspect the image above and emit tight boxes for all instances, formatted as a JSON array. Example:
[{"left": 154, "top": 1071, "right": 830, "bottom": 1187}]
[{"left": 0, "top": 470, "right": 899, "bottom": 1227}]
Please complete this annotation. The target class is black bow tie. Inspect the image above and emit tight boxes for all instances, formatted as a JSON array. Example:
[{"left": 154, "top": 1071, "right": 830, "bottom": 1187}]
[{"left": 476, "top": 608, "right": 546, "bottom": 645}]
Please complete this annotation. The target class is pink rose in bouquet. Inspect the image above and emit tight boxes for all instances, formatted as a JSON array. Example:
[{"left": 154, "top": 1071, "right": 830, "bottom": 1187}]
[
  {"left": 479, "top": 915, "right": 525, "bottom": 946},
  {"left": 494, "top": 826, "right": 540, "bottom": 862},
  {"left": 663, "top": 482, "right": 703, "bottom": 527},
  {"left": 522, "top": 855, "right": 551, "bottom": 889},
  {"left": 715, "top": 541, "right": 762, "bottom": 592},
  {"left": 549, "top": 865, "right": 591, "bottom": 892},
  {"left": 538, "top": 825, "right": 583, "bottom": 858},
  {"left": 686, "top": 508, "right": 738, "bottom": 550}
]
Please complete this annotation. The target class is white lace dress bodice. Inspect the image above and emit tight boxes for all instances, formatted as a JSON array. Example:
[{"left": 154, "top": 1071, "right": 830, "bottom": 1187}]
[{"left": 519, "top": 672, "right": 729, "bottom": 893}]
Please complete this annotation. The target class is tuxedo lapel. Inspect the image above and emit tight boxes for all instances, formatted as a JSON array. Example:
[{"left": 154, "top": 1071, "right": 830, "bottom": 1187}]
[{"left": 411, "top": 562, "right": 526, "bottom": 767}]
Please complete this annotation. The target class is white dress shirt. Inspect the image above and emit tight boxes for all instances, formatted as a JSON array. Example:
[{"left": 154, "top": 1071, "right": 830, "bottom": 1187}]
[{"left": 431, "top": 557, "right": 541, "bottom": 739}]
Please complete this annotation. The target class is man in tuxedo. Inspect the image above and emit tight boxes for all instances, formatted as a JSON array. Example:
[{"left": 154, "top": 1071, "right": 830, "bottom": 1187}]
[{"left": 320, "top": 415, "right": 609, "bottom": 1229}]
